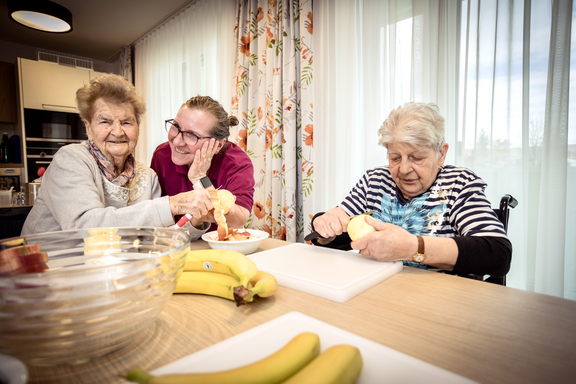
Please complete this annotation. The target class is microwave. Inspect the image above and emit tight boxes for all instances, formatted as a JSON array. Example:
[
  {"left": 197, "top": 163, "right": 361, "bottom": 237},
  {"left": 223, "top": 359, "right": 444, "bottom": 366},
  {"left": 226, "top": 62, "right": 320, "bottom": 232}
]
[
  {"left": 24, "top": 109, "right": 85, "bottom": 140},
  {"left": 23, "top": 108, "right": 86, "bottom": 182}
]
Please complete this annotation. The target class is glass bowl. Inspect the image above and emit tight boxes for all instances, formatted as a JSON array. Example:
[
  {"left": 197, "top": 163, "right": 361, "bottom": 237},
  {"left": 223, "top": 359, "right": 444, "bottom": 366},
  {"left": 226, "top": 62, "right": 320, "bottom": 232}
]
[
  {"left": 201, "top": 229, "right": 269, "bottom": 255},
  {"left": 0, "top": 227, "right": 190, "bottom": 366}
]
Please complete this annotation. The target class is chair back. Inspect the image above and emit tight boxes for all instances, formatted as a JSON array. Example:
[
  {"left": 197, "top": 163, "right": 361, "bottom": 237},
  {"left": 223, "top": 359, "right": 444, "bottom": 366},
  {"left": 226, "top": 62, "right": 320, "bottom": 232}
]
[
  {"left": 458, "top": 194, "right": 517, "bottom": 286},
  {"left": 493, "top": 194, "right": 518, "bottom": 233}
]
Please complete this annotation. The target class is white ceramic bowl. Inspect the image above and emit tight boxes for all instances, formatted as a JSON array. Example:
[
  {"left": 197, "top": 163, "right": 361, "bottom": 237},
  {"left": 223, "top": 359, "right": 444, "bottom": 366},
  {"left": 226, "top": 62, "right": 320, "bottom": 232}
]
[
  {"left": 201, "top": 229, "right": 269, "bottom": 255},
  {"left": 0, "top": 227, "right": 190, "bottom": 366}
]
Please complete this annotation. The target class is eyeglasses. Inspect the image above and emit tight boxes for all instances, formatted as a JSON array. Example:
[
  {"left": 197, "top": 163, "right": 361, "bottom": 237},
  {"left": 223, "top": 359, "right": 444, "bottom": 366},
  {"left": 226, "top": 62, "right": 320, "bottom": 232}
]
[{"left": 165, "top": 119, "right": 212, "bottom": 146}]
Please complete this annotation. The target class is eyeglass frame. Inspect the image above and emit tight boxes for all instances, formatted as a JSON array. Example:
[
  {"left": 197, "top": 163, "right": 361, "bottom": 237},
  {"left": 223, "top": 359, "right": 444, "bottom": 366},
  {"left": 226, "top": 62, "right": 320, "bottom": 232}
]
[{"left": 165, "top": 119, "right": 213, "bottom": 146}]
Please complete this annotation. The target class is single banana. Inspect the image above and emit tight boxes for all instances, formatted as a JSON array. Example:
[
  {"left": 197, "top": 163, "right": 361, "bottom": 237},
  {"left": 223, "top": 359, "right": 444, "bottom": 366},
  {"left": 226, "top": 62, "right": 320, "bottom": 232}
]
[
  {"left": 282, "top": 344, "right": 363, "bottom": 384},
  {"left": 245, "top": 270, "right": 279, "bottom": 301},
  {"left": 174, "top": 271, "right": 250, "bottom": 306},
  {"left": 183, "top": 249, "right": 257, "bottom": 287},
  {"left": 125, "top": 332, "right": 321, "bottom": 384}
]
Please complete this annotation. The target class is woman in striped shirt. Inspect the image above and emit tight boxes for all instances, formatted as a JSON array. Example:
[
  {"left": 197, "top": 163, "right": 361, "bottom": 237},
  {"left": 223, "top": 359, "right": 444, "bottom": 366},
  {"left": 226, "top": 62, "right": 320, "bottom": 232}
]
[{"left": 311, "top": 102, "right": 511, "bottom": 276}]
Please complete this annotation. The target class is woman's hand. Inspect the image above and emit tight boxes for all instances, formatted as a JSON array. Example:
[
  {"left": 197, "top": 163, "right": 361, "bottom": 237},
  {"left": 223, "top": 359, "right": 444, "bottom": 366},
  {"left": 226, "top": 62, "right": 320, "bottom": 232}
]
[
  {"left": 168, "top": 189, "right": 213, "bottom": 222},
  {"left": 312, "top": 207, "right": 350, "bottom": 244},
  {"left": 350, "top": 216, "right": 415, "bottom": 262},
  {"left": 351, "top": 216, "right": 459, "bottom": 269},
  {"left": 188, "top": 139, "right": 221, "bottom": 184}
]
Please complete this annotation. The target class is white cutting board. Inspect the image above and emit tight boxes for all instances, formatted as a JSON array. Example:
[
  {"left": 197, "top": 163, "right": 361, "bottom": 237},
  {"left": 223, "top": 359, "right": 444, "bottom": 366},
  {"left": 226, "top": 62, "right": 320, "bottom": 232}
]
[
  {"left": 246, "top": 243, "right": 403, "bottom": 302},
  {"left": 123, "top": 312, "right": 476, "bottom": 384}
]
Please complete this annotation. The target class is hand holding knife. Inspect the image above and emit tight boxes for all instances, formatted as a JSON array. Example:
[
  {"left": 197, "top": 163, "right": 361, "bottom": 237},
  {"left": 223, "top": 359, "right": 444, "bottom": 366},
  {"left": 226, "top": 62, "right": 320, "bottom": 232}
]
[{"left": 305, "top": 210, "right": 375, "bottom": 242}]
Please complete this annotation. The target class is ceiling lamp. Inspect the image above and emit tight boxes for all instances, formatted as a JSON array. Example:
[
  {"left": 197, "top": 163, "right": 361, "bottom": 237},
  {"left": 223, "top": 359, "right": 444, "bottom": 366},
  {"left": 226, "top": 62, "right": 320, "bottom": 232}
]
[{"left": 8, "top": 0, "right": 73, "bottom": 33}]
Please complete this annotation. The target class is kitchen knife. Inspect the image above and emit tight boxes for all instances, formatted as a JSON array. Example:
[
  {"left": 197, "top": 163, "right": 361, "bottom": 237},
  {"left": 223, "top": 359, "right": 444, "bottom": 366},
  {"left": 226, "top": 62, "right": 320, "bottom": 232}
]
[{"left": 304, "top": 211, "right": 376, "bottom": 242}]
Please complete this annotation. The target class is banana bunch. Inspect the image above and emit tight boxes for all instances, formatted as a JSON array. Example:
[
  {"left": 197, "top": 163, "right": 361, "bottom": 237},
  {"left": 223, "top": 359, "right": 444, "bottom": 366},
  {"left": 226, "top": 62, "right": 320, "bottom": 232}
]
[
  {"left": 125, "top": 332, "right": 363, "bottom": 384},
  {"left": 174, "top": 249, "right": 278, "bottom": 306}
]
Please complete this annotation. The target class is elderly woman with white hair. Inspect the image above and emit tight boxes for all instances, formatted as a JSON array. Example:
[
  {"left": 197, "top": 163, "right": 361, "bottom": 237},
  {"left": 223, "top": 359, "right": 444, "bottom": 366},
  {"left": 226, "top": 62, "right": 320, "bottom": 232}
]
[{"left": 310, "top": 102, "right": 511, "bottom": 276}]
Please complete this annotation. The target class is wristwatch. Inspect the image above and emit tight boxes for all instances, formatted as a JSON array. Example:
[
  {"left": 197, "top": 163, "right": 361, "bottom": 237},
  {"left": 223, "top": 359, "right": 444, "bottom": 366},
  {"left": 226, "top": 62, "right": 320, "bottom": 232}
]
[
  {"left": 193, "top": 176, "right": 212, "bottom": 190},
  {"left": 413, "top": 236, "right": 426, "bottom": 263}
]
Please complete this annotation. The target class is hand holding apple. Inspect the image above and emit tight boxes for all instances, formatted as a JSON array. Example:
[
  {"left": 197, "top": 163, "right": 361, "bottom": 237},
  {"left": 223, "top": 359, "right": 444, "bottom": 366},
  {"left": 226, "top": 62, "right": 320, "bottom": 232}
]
[{"left": 351, "top": 216, "right": 419, "bottom": 262}]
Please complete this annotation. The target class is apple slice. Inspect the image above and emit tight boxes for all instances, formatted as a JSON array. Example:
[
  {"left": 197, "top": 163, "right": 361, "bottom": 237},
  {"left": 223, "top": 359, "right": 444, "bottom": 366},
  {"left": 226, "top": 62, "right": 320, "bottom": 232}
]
[
  {"left": 0, "top": 252, "right": 48, "bottom": 274},
  {"left": 12, "top": 262, "right": 49, "bottom": 274},
  {"left": 0, "top": 244, "right": 42, "bottom": 261}
]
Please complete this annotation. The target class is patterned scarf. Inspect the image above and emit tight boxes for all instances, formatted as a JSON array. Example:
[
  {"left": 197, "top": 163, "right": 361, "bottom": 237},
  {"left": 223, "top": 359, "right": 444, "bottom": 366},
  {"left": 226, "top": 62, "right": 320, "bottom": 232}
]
[{"left": 84, "top": 140, "right": 135, "bottom": 187}]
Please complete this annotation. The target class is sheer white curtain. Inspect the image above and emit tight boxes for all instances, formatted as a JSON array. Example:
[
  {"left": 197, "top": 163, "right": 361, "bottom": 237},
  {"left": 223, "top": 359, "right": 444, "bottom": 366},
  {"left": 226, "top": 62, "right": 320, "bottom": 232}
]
[
  {"left": 133, "top": 0, "right": 236, "bottom": 165},
  {"left": 459, "top": 0, "right": 574, "bottom": 299},
  {"left": 314, "top": 0, "right": 459, "bottom": 211},
  {"left": 314, "top": 0, "right": 575, "bottom": 299}
]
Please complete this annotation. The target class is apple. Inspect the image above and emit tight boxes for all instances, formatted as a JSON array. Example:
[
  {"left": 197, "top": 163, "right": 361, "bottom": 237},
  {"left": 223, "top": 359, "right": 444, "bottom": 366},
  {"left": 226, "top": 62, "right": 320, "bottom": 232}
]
[
  {"left": 217, "top": 189, "right": 236, "bottom": 214},
  {"left": 347, "top": 214, "right": 376, "bottom": 241},
  {"left": 0, "top": 244, "right": 42, "bottom": 261}
]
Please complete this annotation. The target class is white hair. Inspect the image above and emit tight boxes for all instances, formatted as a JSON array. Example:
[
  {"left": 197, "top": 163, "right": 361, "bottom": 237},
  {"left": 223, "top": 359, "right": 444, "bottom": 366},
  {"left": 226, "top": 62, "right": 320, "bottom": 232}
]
[{"left": 378, "top": 102, "right": 446, "bottom": 154}]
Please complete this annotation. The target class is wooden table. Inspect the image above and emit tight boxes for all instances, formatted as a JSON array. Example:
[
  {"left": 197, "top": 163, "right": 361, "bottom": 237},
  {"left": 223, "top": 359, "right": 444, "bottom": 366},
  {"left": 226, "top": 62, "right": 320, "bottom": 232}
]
[{"left": 27, "top": 239, "right": 576, "bottom": 384}]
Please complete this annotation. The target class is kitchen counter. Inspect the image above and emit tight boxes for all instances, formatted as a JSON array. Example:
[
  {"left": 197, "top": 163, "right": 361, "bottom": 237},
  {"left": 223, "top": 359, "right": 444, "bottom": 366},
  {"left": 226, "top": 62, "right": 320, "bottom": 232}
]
[{"left": 26, "top": 238, "right": 576, "bottom": 384}]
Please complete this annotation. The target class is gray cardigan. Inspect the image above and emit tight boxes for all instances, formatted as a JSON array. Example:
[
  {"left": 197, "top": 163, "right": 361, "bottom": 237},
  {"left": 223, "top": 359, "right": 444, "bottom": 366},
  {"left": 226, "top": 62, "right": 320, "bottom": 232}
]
[{"left": 21, "top": 143, "right": 207, "bottom": 239}]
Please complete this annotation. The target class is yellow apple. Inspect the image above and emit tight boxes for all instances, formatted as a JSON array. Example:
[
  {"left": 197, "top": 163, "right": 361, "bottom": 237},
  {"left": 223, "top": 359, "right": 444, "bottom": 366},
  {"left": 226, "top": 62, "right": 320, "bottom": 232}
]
[
  {"left": 217, "top": 189, "right": 236, "bottom": 214},
  {"left": 347, "top": 214, "right": 376, "bottom": 241}
]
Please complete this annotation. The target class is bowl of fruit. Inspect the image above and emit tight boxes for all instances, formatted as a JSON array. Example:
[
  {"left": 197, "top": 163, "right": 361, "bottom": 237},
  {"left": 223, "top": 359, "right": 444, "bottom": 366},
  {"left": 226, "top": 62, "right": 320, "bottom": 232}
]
[
  {"left": 201, "top": 229, "right": 269, "bottom": 255},
  {"left": 0, "top": 227, "right": 190, "bottom": 366}
]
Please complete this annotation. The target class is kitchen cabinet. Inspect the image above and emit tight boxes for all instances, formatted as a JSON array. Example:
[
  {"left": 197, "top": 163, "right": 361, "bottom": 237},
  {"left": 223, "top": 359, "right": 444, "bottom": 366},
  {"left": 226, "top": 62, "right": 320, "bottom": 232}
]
[
  {"left": 0, "top": 61, "right": 17, "bottom": 123},
  {"left": 90, "top": 70, "right": 106, "bottom": 80},
  {"left": 18, "top": 58, "right": 91, "bottom": 113},
  {"left": 16, "top": 58, "right": 106, "bottom": 182}
]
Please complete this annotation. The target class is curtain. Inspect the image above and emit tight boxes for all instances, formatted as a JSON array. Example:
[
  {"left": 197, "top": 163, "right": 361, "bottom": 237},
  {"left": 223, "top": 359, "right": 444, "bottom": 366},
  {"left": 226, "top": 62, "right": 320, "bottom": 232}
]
[
  {"left": 314, "top": 0, "right": 460, "bottom": 212},
  {"left": 314, "top": 0, "right": 575, "bottom": 300},
  {"left": 459, "top": 0, "right": 574, "bottom": 299},
  {"left": 230, "top": 0, "right": 315, "bottom": 242},
  {"left": 119, "top": 45, "right": 132, "bottom": 83},
  {"left": 134, "top": 0, "right": 236, "bottom": 166}
]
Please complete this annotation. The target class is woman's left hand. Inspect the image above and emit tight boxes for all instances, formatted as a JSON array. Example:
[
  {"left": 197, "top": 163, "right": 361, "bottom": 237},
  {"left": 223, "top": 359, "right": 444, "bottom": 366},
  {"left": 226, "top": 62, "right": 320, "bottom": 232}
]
[
  {"left": 350, "top": 216, "right": 416, "bottom": 262},
  {"left": 188, "top": 138, "right": 220, "bottom": 183}
]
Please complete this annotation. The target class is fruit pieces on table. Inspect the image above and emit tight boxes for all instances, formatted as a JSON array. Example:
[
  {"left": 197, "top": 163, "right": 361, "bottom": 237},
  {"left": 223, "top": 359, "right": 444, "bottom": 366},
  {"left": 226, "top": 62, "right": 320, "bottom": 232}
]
[{"left": 125, "top": 332, "right": 321, "bottom": 384}]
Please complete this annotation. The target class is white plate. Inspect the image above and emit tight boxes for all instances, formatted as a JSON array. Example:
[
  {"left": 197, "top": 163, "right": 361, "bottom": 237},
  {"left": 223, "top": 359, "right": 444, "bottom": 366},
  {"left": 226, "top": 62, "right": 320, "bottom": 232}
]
[
  {"left": 247, "top": 243, "right": 403, "bottom": 302},
  {"left": 124, "top": 312, "right": 476, "bottom": 384},
  {"left": 0, "top": 354, "right": 28, "bottom": 384}
]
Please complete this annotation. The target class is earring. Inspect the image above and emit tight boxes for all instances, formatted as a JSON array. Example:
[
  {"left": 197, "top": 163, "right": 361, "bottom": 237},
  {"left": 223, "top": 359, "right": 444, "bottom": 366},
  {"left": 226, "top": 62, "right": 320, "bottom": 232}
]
[{"left": 438, "top": 165, "right": 444, "bottom": 171}]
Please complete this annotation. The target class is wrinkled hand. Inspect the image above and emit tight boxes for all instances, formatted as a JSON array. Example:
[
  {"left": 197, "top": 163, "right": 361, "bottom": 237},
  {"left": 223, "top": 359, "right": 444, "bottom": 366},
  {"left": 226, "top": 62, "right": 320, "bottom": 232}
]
[
  {"left": 188, "top": 139, "right": 221, "bottom": 183},
  {"left": 312, "top": 207, "right": 350, "bottom": 244},
  {"left": 351, "top": 216, "right": 417, "bottom": 262},
  {"left": 169, "top": 189, "right": 213, "bottom": 222}
]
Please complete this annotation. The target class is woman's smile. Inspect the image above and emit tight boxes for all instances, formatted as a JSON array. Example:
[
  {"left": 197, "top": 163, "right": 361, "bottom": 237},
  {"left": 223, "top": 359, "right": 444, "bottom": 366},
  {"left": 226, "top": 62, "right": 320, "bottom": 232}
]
[{"left": 174, "top": 147, "right": 190, "bottom": 155}]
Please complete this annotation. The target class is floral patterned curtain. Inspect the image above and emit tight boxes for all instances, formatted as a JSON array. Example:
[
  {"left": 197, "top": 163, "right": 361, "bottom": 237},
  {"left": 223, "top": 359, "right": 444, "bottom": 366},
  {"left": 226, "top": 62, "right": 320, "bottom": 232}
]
[
  {"left": 119, "top": 45, "right": 133, "bottom": 83},
  {"left": 230, "top": 0, "right": 314, "bottom": 242}
]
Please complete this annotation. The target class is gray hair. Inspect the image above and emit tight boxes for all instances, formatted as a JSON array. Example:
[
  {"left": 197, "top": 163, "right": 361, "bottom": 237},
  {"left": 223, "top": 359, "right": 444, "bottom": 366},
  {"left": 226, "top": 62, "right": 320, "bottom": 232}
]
[
  {"left": 76, "top": 73, "right": 146, "bottom": 124},
  {"left": 378, "top": 102, "right": 446, "bottom": 154}
]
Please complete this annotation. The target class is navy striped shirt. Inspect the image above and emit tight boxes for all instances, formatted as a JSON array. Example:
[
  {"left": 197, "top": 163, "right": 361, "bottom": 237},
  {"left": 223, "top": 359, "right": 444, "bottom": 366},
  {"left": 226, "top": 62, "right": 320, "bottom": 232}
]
[{"left": 340, "top": 165, "right": 508, "bottom": 239}]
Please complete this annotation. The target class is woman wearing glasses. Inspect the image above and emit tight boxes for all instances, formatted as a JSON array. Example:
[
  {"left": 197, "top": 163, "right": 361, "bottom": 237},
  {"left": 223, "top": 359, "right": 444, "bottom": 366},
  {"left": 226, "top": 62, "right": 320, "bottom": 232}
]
[
  {"left": 150, "top": 96, "right": 254, "bottom": 232},
  {"left": 22, "top": 74, "right": 209, "bottom": 237}
]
